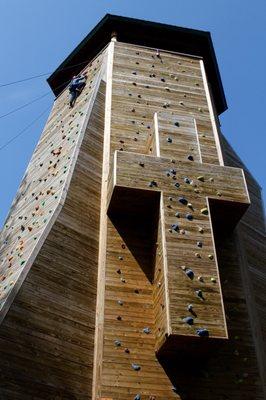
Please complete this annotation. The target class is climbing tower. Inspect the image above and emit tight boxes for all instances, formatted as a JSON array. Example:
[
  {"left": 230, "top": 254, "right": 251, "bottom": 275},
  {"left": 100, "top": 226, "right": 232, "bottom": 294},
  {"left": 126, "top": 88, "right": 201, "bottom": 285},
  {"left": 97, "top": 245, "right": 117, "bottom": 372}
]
[{"left": 0, "top": 14, "right": 265, "bottom": 400}]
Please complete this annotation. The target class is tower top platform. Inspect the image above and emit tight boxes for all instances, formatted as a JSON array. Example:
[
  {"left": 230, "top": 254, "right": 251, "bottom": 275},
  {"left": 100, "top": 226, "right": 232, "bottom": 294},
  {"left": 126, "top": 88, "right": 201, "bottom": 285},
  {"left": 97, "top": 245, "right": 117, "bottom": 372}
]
[{"left": 47, "top": 14, "right": 227, "bottom": 114}]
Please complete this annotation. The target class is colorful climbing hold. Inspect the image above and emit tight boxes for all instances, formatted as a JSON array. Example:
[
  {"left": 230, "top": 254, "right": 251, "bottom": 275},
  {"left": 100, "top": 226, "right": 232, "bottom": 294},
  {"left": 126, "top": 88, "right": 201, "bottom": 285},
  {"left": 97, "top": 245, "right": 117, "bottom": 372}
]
[
  {"left": 143, "top": 327, "right": 151, "bottom": 334},
  {"left": 195, "top": 289, "right": 204, "bottom": 300},
  {"left": 132, "top": 363, "right": 141, "bottom": 371},
  {"left": 183, "top": 316, "right": 194, "bottom": 325},
  {"left": 187, "top": 304, "right": 193, "bottom": 312},
  {"left": 148, "top": 180, "right": 157, "bottom": 188},
  {"left": 179, "top": 197, "right": 188, "bottom": 205},
  {"left": 196, "top": 328, "right": 209, "bottom": 337},
  {"left": 184, "top": 268, "right": 194, "bottom": 280},
  {"left": 171, "top": 223, "right": 179, "bottom": 232}
]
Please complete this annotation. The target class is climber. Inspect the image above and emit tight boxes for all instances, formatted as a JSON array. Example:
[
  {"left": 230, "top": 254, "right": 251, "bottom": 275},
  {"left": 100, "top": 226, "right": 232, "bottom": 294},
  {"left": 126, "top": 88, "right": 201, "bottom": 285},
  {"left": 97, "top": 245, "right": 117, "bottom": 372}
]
[{"left": 69, "top": 73, "right": 87, "bottom": 107}]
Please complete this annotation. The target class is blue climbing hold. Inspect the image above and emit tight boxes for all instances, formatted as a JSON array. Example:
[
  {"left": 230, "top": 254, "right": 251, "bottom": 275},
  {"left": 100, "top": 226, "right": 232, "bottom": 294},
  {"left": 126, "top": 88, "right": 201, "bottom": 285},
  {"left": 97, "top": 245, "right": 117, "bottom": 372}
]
[
  {"left": 175, "top": 212, "right": 180, "bottom": 218},
  {"left": 186, "top": 213, "right": 193, "bottom": 221},
  {"left": 114, "top": 340, "right": 121, "bottom": 347},
  {"left": 187, "top": 155, "right": 194, "bottom": 161},
  {"left": 196, "top": 328, "right": 209, "bottom": 337},
  {"left": 185, "top": 269, "right": 194, "bottom": 280},
  {"left": 183, "top": 316, "right": 194, "bottom": 325},
  {"left": 171, "top": 223, "right": 179, "bottom": 232},
  {"left": 174, "top": 182, "right": 180, "bottom": 188},
  {"left": 179, "top": 197, "right": 188, "bottom": 205},
  {"left": 134, "top": 395, "right": 141, "bottom": 400},
  {"left": 187, "top": 304, "right": 193, "bottom": 312}
]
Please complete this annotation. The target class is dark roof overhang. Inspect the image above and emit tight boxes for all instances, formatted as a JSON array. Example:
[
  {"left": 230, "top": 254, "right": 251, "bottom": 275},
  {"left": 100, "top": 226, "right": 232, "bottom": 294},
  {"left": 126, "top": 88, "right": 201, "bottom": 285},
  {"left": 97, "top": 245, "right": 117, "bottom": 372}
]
[{"left": 47, "top": 14, "right": 227, "bottom": 114}]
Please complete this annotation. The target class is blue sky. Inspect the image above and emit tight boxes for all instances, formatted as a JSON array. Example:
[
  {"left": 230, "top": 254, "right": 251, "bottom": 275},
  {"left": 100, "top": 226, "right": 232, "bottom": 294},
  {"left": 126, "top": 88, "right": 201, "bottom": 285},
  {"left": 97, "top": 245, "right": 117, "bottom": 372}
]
[{"left": 0, "top": 0, "right": 265, "bottom": 226}]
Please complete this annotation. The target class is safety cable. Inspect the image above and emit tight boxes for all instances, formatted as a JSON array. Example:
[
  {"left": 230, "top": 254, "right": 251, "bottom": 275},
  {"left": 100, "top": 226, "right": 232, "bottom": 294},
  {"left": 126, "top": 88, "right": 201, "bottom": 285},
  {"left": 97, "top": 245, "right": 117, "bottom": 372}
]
[
  {"left": 0, "top": 105, "right": 51, "bottom": 152},
  {"left": 0, "top": 57, "right": 94, "bottom": 88},
  {"left": 0, "top": 92, "right": 50, "bottom": 119}
]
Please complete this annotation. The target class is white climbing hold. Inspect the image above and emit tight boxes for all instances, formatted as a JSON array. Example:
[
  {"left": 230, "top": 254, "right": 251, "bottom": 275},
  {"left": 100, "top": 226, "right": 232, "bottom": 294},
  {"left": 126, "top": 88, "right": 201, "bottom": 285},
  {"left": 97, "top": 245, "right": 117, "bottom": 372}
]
[
  {"left": 143, "top": 327, "right": 151, "bottom": 334},
  {"left": 197, "top": 175, "right": 205, "bottom": 182},
  {"left": 132, "top": 363, "right": 141, "bottom": 371}
]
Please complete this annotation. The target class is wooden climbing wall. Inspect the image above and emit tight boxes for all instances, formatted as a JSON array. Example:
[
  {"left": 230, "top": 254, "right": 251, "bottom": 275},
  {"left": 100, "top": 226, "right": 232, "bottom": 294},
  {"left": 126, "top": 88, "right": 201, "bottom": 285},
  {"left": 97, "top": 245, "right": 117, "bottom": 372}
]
[
  {"left": 0, "top": 51, "right": 106, "bottom": 398},
  {"left": 110, "top": 42, "right": 221, "bottom": 164},
  {"left": 0, "top": 48, "right": 106, "bottom": 322},
  {"left": 96, "top": 41, "right": 265, "bottom": 400}
]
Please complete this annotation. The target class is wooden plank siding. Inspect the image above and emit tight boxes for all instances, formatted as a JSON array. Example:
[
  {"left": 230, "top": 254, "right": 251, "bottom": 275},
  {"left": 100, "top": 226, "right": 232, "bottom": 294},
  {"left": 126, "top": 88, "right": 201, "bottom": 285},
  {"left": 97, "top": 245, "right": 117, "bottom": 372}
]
[
  {"left": 0, "top": 48, "right": 106, "bottom": 322},
  {"left": 0, "top": 57, "right": 106, "bottom": 397},
  {"left": 110, "top": 42, "right": 221, "bottom": 165},
  {"left": 97, "top": 41, "right": 265, "bottom": 399},
  {"left": 221, "top": 134, "right": 266, "bottom": 395}
]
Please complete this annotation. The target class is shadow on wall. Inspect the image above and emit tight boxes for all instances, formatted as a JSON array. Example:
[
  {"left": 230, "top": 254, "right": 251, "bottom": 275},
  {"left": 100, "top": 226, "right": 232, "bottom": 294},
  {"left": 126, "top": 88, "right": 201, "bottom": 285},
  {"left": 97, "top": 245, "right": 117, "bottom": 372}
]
[
  {"left": 108, "top": 187, "right": 161, "bottom": 283},
  {"left": 157, "top": 227, "right": 262, "bottom": 400}
]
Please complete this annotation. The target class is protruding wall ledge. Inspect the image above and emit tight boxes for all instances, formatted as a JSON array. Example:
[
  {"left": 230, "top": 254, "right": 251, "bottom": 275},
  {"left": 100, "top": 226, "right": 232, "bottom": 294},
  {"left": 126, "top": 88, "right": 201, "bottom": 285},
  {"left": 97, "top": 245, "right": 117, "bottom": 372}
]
[{"left": 107, "top": 150, "right": 250, "bottom": 355}]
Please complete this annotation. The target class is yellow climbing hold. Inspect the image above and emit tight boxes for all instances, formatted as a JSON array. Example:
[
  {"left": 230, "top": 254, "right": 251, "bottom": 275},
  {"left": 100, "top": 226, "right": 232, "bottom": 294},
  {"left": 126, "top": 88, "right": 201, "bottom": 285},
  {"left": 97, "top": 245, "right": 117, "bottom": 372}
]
[
  {"left": 197, "top": 176, "right": 204, "bottom": 182},
  {"left": 201, "top": 207, "right": 208, "bottom": 215}
]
